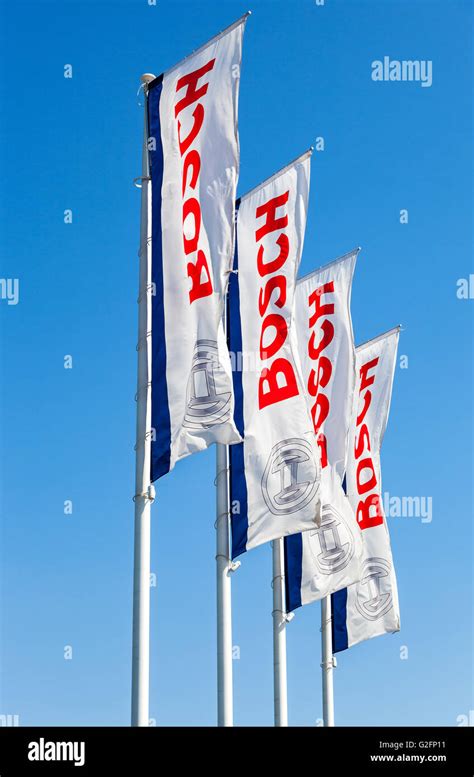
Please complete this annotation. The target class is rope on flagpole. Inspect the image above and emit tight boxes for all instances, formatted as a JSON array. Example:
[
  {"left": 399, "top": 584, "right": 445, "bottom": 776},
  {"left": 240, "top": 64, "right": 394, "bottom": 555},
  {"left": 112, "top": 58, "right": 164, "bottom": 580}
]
[
  {"left": 272, "top": 564, "right": 295, "bottom": 627},
  {"left": 137, "top": 236, "right": 152, "bottom": 253},
  {"left": 214, "top": 466, "right": 230, "bottom": 486},
  {"left": 320, "top": 609, "right": 337, "bottom": 666},
  {"left": 214, "top": 468, "right": 231, "bottom": 528},
  {"left": 134, "top": 381, "right": 152, "bottom": 402},
  {"left": 133, "top": 429, "right": 154, "bottom": 451},
  {"left": 272, "top": 538, "right": 289, "bottom": 726},
  {"left": 214, "top": 464, "right": 241, "bottom": 573},
  {"left": 216, "top": 440, "right": 234, "bottom": 725},
  {"left": 136, "top": 81, "right": 146, "bottom": 107},
  {"left": 214, "top": 510, "right": 230, "bottom": 529},
  {"left": 131, "top": 72, "right": 156, "bottom": 728},
  {"left": 137, "top": 278, "right": 153, "bottom": 298},
  {"left": 321, "top": 596, "right": 335, "bottom": 727},
  {"left": 136, "top": 331, "right": 152, "bottom": 350}
]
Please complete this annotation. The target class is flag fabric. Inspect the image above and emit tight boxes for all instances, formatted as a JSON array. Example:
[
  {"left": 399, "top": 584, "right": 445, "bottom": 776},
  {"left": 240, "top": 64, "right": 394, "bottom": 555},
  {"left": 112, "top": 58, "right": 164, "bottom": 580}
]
[
  {"left": 148, "top": 15, "right": 249, "bottom": 481},
  {"left": 228, "top": 151, "right": 322, "bottom": 557},
  {"left": 332, "top": 327, "right": 401, "bottom": 652},
  {"left": 285, "top": 250, "right": 364, "bottom": 610}
]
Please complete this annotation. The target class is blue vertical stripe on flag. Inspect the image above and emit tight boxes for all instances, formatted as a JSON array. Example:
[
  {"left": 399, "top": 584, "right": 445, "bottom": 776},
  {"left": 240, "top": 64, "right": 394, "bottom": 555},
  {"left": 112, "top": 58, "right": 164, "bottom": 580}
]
[
  {"left": 284, "top": 533, "right": 303, "bottom": 611},
  {"left": 229, "top": 443, "right": 247, "bottom": 558},
  {"left": 332, "top": 588, "right": 349, "bottom": 652},
  {"left": 148, "top": 79, "right": 172, "bottom": 482},
  {"left": 332, "top": 470, "right": 349, "bottom": 651},
  {"left": 228, "top": 214, "right": 248, "bottom": 558}
]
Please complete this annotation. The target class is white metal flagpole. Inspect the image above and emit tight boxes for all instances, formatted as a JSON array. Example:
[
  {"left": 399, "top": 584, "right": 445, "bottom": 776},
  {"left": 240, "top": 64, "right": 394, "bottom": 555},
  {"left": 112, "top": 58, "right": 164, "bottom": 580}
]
[
  {"left": 321, "top": 595, "right": 335, "bottom": 726},
  {"left": 215, "top": 442, "right": 234, "bottom": 726},
  {"left": 131, "top": 72, "right": 156, "bottom": 728},
  {"left": 272, "top": 537, "right": 289, "bottom": 726}
]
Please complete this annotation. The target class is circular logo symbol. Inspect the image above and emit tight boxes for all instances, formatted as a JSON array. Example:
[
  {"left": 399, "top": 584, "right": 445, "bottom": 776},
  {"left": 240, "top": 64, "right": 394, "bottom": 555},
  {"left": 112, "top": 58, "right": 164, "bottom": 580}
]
[
  {"left": 308, "top": 504, "right": 355, "bottom": 575},
  {"left": 183, "top": 340, "right": 231, "bottom": 429},
  {"left": 261, "top": 438, "right": 319, "bottom": 515},
  {"left": 355, "top": 556, "right": 393, "bottom": 621}
]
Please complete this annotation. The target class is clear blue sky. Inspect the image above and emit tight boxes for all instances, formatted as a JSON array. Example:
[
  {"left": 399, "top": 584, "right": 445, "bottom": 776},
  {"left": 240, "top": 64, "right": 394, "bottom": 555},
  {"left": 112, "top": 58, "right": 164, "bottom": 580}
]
[{"left": 0, "top": 0, "right": 472, "bottom": 726}]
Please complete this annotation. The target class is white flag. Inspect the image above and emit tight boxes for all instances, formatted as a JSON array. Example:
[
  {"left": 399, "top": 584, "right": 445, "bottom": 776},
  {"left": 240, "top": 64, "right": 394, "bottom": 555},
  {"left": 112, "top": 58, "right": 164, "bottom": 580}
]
[
  {"left": 285, "top": 251, "right": 364, "bottom": 609},
  {"left": 229, "top": 152, "right": 322, "bottom": 556},
  {"left": 148, "top": 15, "right": 249, "bottom": 480},
  {"left": 332, "top": 327, "right": 401, "bottom": 651}
]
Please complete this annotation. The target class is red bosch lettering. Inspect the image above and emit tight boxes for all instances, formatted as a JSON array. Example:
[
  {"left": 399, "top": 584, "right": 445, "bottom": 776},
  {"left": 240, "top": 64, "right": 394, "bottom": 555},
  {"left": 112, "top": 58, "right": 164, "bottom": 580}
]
[
  {"left": 306, "top": 281, "right": 335, "bottom": 467},
  {"left": 256, "top": 191, "right": 298, "bottom": 409},
  {"left": 175, "top": 58, "right": 216, "bottom": 304},
  {"left": 354, "top": 357, "right": 384, "bottom": 530}
]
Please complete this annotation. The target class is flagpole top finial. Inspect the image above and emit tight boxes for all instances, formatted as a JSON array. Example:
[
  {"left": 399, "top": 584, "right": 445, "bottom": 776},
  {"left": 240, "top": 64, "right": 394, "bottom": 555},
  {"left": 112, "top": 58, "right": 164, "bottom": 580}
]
[{"left": 140, "top": 73, "right": 156, "bottom": 84}]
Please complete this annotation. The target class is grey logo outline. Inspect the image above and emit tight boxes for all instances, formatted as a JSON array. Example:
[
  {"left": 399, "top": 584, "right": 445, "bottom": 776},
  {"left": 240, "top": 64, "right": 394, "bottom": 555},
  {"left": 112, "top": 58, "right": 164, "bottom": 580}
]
[
  {"left": 261, "top": 437, "right": 318, "bottom": 516},
  {"left": 355, "top": 556, "right": 393, "bottom": 621},
  {"left": 183, "top": 339, "right": 231, "bottom": 429},
  {"left": 308, "top": 504, "right": 355, "bottom": 575}
]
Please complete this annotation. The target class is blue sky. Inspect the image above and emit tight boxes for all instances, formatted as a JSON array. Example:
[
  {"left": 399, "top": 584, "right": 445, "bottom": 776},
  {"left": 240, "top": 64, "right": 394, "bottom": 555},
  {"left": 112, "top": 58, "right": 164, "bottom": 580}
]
[{"left": 0, "top": 0, "right": 472, "bottom": 726}]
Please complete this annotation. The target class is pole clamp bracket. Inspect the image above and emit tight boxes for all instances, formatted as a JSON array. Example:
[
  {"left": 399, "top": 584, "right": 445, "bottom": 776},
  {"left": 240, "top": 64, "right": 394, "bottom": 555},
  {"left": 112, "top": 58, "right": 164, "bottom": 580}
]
[
  {"left": 272, "top": 608, "right": 293, "bottom": 627},
  {"left": 320, "top": 656, "right": 337, "bottom": 670},
  {"left": 133, "top": 176, "right": 151, "bottom": 189},
  {"left": 133, "top": 484, "right": 156, "bottom": 504}
]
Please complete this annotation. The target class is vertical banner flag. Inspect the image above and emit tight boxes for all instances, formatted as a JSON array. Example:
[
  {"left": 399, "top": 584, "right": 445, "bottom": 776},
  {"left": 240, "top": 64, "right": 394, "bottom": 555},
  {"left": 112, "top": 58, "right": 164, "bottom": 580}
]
[
  {"left": 332, "top": 327, "right": 401, "bottom": 652},
  {"left": 285, "top": 250, "right": 364, "bottom": 611},
  {"left": 148, "top": 15, "right": 249, "bottom": 481},
  {"left": 228, "top": 151, "right": 322, "bottom": 557}
]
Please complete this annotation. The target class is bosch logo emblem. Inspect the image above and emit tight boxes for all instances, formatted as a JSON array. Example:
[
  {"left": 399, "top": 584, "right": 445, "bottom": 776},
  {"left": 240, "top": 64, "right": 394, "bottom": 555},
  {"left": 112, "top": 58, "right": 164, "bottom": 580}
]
[
  {"left": 356, "top": 557, "right": 393, "bottom": 621},
  {"left": 261, "top": 438, "right": 318, "bottom": 515},
  {"left": 308, "top": 505, "right": 354, "bottom": 575},
  {"left": 183, "top": 340, "right": 232, "bottom": 429}
]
